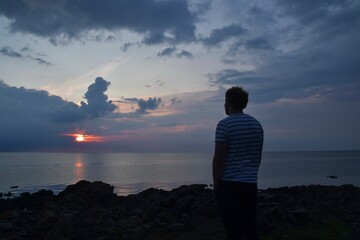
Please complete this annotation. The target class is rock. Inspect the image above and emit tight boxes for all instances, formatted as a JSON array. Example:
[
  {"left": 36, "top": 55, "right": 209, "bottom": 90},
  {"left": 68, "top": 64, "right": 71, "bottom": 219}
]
[
  {"left": 58, "top": 180, "right": 115, "bottom": 204},
  {"left": 0, "top": 221, "right": 14, "bottom": 231},
  {"left": 12, "top": 189, "right": 54, "bottom": 210},
  {"left": 291, "top": 208, "right": 310, "bottom": 223},
  {"left": 4, "top": 192, "right": 13, "bottom": 197},
  {"left": 0, "top": 181, "right": 359, "bottom": 240},
  {"left": 20, "top": 192, "right": 30, "bottom": 197},
  {"left": 174, "top": 194, "right": 193, "bottom": 212}
]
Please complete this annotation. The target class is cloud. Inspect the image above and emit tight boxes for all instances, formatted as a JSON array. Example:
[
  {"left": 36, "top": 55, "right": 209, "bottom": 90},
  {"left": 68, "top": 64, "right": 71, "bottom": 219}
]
[
  {"left": 176, "top": 50, "right": 194, "bottom": 59},
  {"left": 275, "top": 0, "right": 356, "bottom": 24},
  {"left": 0, "top": 46, "right": 22, "bottom": 57},
  {"left": 0, "top": 81, "right": 82, "bottom": 151},
  {"left": 0, "top": 77, "right": 161, "bottom": 151},
  {"left": 244, "top": 37, "right": 273, "bottom": 50},
  {"left": 200, "top": 23, "right": 273, "bottom": 64},
  {"left": 157, "top": 47, "right": 194, "bottom": 59},
  {"left": 274, "top": 0, "right": 360, "bottom": 41},
  {"left": 0, "top": 78, "right": 252, "bottom": 152},
  {"left": 0, "top": 46, "right": 51, "bottom": 65},
  {"left": 0, "top": 77, "right": 117, "bottom": 125},
  {"left": 80, "top": 77, "right": 117, "bottom": 118},
  {"left": 27, "top": 55, "right": 51, "bottom": 65},
  {"left": 208, "top": 69, "right": 259, "bottom": 87},
  {"left": 208, "top": 0, "right": 360, "bottom": 104},
  {"left": 143, "top": 80, "right": 165, "bottom": 89},
  {"left": 113, "top": 96, "right": 163, "bottom": 115},
  {"left": 201, "top": 24, "right": 247, "bottom": 46},
  {"left": 0, "top": 77, "right": 120, "bottom": 151},
  {"left": 47, "top": 101, "right": 88, "bottom": 124},
  {"left": 158, "top": 47, "right": 177, "bottom": 57},
  {"left": 222, "top": 37, "right": 273, "bottom": 61},
  {"left": 202, "top": 0, "right": 358, "bottom": 65},
  {"left": 121, "top": 97, "right": 139, "bottom": 103},
  {"left": 0, "top": 0, "right": 197, "bottom": 45},
  {"left": 0, "top": 80, "right": 86, "bottom": 124},
  {"left": 209, "top": 35, "right": 360, "bottom": 104},
  {"left": 137, "top": 97, "right": 162, "bottom": 113},
  {"left": 170, "top": 97, "right": 182, "bottom": 106},
  {"left": 20, "top": 45, "right": 31, "bottom": 52},
  {"left": 120, "top": 42, "right": 139, "bottom": 52}
]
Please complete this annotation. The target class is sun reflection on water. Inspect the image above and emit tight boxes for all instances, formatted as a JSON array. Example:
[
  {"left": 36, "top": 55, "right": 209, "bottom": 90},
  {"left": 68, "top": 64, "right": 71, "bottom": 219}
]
[{"left": 74, "top": 153, "right": 84, "bottom": 182}]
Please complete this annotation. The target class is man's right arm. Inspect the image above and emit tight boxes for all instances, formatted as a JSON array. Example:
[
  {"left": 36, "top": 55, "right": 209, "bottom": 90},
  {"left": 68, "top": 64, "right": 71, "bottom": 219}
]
[{"left": 212, "top": 142, "right": 227, "bottom": 192}]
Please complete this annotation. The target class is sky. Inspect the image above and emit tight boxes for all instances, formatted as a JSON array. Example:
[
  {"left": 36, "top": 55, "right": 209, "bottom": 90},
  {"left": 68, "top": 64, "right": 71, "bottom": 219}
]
[{"left": 0, "top": 0, "right": 359, "bottom": 152}]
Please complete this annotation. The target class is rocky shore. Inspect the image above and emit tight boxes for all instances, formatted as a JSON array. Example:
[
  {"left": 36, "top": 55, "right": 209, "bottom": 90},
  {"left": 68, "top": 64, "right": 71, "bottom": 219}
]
[{"left": 1, "top": 180, "right": 360, "bottom": 240}]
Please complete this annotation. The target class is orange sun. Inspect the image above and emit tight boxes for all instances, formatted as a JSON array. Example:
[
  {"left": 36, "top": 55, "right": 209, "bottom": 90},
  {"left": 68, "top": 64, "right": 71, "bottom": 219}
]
[
  {"left": 75, "top": 134, "right": 85, "bottom": 142},
  {"left": 62, "top": 131, "right": 106, "bottom": 143}
]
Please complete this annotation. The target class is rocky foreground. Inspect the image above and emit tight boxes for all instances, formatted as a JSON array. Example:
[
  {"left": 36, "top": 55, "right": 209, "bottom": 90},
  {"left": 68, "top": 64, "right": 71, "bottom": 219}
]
[{"left": 1, "top": 181, "right": 360, "bottom": 240}]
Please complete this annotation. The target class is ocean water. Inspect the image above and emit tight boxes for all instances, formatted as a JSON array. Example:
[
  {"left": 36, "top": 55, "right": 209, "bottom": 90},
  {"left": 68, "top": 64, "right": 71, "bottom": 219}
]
[{"left": 0, "top": 151, "right": 359, "bottom": 196}]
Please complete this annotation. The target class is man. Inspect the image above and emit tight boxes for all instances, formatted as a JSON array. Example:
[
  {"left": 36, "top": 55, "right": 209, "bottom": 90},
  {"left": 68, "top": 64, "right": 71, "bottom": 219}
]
[{"left": 213, "top": 86, "right": 263, "bottom": 240}]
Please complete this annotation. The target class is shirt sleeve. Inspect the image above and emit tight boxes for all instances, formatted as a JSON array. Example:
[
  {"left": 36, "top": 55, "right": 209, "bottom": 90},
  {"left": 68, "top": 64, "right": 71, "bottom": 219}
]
[{"left": 215, "top": 121, "right": 228, "bottom": 143}]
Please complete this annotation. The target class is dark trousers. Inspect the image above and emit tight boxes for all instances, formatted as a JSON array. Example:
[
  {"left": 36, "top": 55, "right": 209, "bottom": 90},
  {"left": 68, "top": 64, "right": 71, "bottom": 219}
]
[{"left": 215, "top": 181, "right": 259, "bottom": 240}]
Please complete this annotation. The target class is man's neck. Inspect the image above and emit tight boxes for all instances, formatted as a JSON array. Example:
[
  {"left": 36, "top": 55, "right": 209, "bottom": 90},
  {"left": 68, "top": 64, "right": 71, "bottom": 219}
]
[{"left": 229, "top": 109, "right": 243, "bottom": 115}]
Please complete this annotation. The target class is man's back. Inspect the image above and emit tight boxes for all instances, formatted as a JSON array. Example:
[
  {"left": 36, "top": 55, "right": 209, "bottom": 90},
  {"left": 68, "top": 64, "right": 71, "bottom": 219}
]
[{"left": 215, "top": 113, "right": 263, "bottom": 183}]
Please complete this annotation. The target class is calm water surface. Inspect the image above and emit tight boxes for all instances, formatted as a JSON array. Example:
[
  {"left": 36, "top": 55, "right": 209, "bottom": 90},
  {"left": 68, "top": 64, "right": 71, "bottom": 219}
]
[{"left": 0, "top": 151, "right": 359, "bottom": 196}]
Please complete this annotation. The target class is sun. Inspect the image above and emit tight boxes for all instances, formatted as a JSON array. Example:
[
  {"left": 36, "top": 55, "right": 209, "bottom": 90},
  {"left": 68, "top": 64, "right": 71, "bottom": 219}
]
[
  {"left": 75, "top": 134, "right": 85, "bottom": 142},
  {"left": 62, "top": 131, "right": 106, "bottom": 143}
]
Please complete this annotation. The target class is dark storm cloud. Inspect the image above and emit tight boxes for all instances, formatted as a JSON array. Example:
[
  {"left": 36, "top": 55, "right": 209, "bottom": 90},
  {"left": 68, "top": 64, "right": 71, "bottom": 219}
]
[
  {"left": 0, "top": 80, "right": 87, "bottom": 124},
  {"left": 0, "top": 0, "right": 197, "bottom": 45},
  {"left": 157, "top": 47, "right": 194, "bottom": 59},
  {"left": 47, "top": 101, "right": 88, "bottom": 124},
  {"left": 209, "top": 37, "right": 360, "bottom": 103},
  {"left": 0, "top": 81, "right": 84, "bottom": 151},
  {"left": 274, "top": 0, "right": 360, "bottom": 39},
  {"left": 200, "top": 24, "right": 273, "bottom": 61},
  {"left": 275, "top": 0, "right": 356, "bottom": 24},
  {"left": 210, "top": 0, "right": 360, "bottom": 103},
  {"left": 80, "top": 77, "right": 117, "bottom": 118},
  {"left": 0, "top": 77, "right": 119, "bottom": 151},
  {"left": 244, "top": 38, "right": 273, "bottom": 50},
  {"left": 137, "top": 97, "right": 162, "bottom": 113},
  {"left": 117, "top": 96, "right": 162, "bottom": 114},
  {"left": 223, "top": 37, "right": 274, "bottom": 59},
  {"left": 201, "top": 24, "right": 247, "bottom": 46}
]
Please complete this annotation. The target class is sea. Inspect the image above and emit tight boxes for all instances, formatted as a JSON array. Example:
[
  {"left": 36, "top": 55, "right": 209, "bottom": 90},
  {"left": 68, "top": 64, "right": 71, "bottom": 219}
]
[{"left": 1, "top": 151, "right": 360, "bottom": 196}]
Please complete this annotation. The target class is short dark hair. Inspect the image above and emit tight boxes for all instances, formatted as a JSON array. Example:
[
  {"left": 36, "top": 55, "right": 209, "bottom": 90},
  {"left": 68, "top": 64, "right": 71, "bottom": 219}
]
[{"left": 225, "top": 86, "right": 248, "bottom": 110}]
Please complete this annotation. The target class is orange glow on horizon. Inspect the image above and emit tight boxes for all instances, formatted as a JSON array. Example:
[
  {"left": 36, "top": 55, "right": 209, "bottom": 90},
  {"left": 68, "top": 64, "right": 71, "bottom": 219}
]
[{"left": 62, "top": 132, "right": 106, "bottom": 143}]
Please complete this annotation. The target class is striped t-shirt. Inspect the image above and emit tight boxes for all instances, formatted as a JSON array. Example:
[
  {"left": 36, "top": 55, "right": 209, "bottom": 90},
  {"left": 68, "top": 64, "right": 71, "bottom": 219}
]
[{"left": 215, "top": 113, "right": 263, "bottom": 183}]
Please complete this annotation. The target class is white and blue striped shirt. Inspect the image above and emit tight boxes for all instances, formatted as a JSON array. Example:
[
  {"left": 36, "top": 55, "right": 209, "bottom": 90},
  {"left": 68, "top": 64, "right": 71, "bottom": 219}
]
[{"left": 215, "top": 113, "right": 263, "bottom": 183}]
